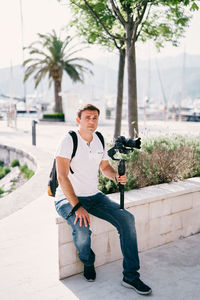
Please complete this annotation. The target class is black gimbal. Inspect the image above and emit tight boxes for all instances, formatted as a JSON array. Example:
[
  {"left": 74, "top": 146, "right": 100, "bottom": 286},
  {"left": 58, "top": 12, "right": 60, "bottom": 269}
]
[{"left": 108, "top": 136, "right": 141, "bottom": 209}]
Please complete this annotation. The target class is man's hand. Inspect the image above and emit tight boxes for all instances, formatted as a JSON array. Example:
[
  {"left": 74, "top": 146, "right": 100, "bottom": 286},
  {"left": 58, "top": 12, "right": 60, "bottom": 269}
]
[
  {"left": 74, "top": 206, "right": 91, "bottom": 227},
  {"left": 116, "top": 173, "right": 127, "bottom": 185}
]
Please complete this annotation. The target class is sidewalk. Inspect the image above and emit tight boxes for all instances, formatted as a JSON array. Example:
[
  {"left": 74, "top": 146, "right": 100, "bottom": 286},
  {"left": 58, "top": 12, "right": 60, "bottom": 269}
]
[{"left": 0, "top": 118, "right": 200, "bottom": 300}]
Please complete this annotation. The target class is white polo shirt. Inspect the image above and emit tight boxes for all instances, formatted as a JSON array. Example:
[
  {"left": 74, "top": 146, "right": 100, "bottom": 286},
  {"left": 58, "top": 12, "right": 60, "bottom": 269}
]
[{"left": 55, "top": 130, "right": 109, "bottom": 200}]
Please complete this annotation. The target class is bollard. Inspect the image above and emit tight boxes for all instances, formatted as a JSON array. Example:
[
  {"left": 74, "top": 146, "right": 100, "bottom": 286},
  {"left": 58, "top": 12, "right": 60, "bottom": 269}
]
[{"left": 32, "top": 120, "right": 38, "bottom": 146}]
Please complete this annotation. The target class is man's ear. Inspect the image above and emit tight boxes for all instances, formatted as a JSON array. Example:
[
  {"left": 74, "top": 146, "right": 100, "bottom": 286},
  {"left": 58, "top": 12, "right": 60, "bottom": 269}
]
[{"left": 76, "top": 116, "right": 80, "bottom": 124}]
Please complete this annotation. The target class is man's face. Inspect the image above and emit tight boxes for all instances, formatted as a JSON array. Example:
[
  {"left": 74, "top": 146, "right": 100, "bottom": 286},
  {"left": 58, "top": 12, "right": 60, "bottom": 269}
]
[{"left": 76, "top": 110, "right": 99, "bottom": 133}]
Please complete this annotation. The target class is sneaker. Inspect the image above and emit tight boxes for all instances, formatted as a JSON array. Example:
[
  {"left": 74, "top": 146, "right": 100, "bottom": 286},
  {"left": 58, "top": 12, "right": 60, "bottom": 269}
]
[
  {"left": 122, "top": 277, "right": 152, "bottom": 295},
  {"left": 83, "top": 265, "right": 96, "bottom": 282}
]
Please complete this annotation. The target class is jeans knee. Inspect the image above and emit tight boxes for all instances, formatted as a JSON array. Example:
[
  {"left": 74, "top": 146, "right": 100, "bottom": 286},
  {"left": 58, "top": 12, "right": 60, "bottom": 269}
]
[
  {"left": 123, "top": 210, "right": 135, "bottom": 228},
  {"left": 73, "top": 227, "right": 91, "bottom": 250}
]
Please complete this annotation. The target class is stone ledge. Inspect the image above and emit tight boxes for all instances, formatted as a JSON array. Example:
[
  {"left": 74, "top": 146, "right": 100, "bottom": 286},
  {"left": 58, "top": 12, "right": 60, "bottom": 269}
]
[
  {"left": 56, "top": 177, "right": 200, "bottom": 279},
  {"left": 56, "top": 177, "right": 200, "bottom": 224}
]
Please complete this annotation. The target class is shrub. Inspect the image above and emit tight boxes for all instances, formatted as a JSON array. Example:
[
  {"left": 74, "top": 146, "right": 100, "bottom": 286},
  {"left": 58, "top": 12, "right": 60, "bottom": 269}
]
[
  {"left": 4, "top": 167, "right": 10, "bottom": 175},
  {"left": 0, "top": 161, "right": 4, "bottom": 167},
  {"left": 0, "top": 187, "right": 5, "bottom": 195},
  {"left": 20, "top": 164, "right": 35, "bottom": 179},
  {"left": 98, "top": 135, "right": 200, "bottom": 194},
  {"left": 11, "top": 159, "right": 20, "bottom": 167},
  {"left": 0, "top": 166, "right": 11, "bottom": 179},
  {"left": 43, "top": 113, "right": 65, "bottom": 121}
]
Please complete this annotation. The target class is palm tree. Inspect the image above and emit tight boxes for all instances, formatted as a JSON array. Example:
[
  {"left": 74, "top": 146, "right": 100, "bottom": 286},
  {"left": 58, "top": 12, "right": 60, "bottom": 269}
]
[{"left": 23, "top": 30, "right": 93, "bottom": 113}]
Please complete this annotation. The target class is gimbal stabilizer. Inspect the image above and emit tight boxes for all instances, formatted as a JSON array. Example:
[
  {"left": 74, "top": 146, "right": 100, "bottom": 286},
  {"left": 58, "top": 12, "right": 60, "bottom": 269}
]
[{"left": 108, "top": 136, "right": 141, "bottom": 209}]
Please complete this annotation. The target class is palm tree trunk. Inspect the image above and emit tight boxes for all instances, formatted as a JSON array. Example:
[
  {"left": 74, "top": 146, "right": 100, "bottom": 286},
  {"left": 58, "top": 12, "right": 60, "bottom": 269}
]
[
  {"left": 114, "top": 48, "right": 126, "bottom": 139},
  {"left": 54, "top": 78, "right": 63, "bottom": 113},
  {"left": 126, "top": 30, "right": 138, "bottom": 138}
]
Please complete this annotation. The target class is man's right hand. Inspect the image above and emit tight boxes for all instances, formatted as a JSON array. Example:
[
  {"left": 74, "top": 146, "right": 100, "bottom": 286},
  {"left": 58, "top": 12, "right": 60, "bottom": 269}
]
[{"left": 74, "top": 206, "right": 90, "bottom": 227}]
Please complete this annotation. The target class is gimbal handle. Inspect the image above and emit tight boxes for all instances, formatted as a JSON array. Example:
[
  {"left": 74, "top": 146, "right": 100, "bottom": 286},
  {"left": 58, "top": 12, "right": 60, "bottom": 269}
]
[{"left": 118, "top": 159, "right": 126, "bottom": 209}]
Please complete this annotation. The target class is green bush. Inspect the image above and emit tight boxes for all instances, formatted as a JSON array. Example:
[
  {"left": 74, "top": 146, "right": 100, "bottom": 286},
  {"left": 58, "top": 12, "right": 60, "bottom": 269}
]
[
  {"left": 4, "top": 167, "right": 10, "bottom": 175},
  {"left": 0, "top": 187, "right": 5, "bottom": 195},
  {"left": 0, "top": 161, "right": 4, "bottom": 167},
  {"left": 98, "top": 135, "right": 200, "bottom": 194},
  {"left": 0, "top": 166, "right": 10, "bottom": 179},
  {"left": 20, "top": 164, "right": 34, "bottom": 179},
  {"left": 11, "top": 159, "right": 20, "bottom": 167},
  {"left": 43, "top": 113, "right": 65, "bottom": 121}
]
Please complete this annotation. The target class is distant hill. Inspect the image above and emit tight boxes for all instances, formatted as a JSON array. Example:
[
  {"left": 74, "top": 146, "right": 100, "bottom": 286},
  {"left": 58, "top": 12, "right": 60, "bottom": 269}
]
[{"left": 0, "top": 53, "right": 200, "bottom": 105}]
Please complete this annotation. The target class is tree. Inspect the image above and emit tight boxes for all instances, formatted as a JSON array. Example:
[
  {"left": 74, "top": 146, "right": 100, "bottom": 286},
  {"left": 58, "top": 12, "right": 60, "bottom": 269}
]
[
  {"left": 70, "top": 0, "right": 126, "bottom": 138},
  {"left": 66, "top": 0, "right": 199, "bottom": 137},
  {"left": 23, "top": 30, "right": 93, "bottom": 113}
]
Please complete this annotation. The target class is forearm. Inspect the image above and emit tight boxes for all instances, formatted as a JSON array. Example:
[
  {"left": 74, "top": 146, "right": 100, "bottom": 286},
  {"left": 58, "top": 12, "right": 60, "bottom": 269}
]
[
  {"left": 57, "top": 174, "right": 79, "bottom": 207},
  {"left": 101, "top": 165, "right": 117, "bottom": 181}
]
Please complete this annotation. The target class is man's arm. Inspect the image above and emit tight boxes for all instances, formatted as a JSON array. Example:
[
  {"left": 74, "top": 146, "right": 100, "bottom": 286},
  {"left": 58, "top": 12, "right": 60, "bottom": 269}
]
[
  {"left": 56, "top": 156, "right": 90, "bottom": 227},
  {"left": 100, "top": 160, "right": 127, "bottom": 185}
]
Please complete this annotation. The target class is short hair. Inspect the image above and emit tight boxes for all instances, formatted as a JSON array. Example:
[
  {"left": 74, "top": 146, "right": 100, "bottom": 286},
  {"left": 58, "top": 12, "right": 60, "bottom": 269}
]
[{"left": 77, "top": 104, "right": 100, "bottom": 119}]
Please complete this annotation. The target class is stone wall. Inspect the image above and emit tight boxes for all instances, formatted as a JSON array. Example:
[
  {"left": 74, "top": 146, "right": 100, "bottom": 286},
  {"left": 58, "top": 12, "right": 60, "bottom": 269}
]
[
  {"left": 0, "top": 143, "right": 53, "bottom": 220},
  {"left": 56, "top": 177, "right": 200, "bottom": 279},
  {"left": 0, "top": 144, "right": 36, "bottom": 171}
]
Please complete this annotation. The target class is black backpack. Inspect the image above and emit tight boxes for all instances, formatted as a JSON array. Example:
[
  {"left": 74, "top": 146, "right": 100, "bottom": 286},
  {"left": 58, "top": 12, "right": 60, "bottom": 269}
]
[{"left": 47, "top": 130, "right": 105, "bottom": 197}]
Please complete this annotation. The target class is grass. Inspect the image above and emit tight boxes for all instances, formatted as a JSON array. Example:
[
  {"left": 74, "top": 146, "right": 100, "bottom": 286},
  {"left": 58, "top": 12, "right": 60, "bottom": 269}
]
[
  {"left": 0, "top": 187, "right": 5, "bottom": 195},
  {"left": 0, "top": 160, "right": 35, "bottom": 197},
  {"left": 20, "top": 164, "right": 34, "bottom": 179},
  {"left": 0, "top": 166, "right": 11, "bottom": 179},
  {"left": 11, "top": 159, "right": 20, "bottom": 167}
]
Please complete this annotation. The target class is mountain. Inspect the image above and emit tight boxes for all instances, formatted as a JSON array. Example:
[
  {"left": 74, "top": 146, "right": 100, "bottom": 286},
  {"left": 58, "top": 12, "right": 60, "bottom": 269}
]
[{"left": 0, "top": 53, "right": 200, "bottom": 106}]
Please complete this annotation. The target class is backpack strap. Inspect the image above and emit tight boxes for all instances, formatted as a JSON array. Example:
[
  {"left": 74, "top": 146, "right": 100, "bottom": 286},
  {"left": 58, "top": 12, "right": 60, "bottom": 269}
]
[
  {"left": 68, "top": 131, "right": 104, "bottom": 174},
  {"left": 95, "top": 131, "right": 105, "bottom": 149},
  {"left": 48, "top": 131, "right": 78, "bottom": 197},
  {"left": 68, "top": 130, "right": 78, "bottom": 174}
]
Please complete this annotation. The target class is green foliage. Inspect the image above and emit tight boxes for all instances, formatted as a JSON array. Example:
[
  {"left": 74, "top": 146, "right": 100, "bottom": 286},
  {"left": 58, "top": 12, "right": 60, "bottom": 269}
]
[
  {"left": 11, "top": 159, "right": 20, "bottom": 167},
  {"left": 98, "top": 173, "right": 118, "bottom": 194},
  {"left": 70, "top": 0, "right": 123, "bottom": 50},
  {"left": 69, "top": 0, "right": 199, "bottom": 51},
  {"left": 0, "top": 187, "right": 5, "bottom": 195},
  {"left": 23, "top": 29, "right": 93, "bottom": 112},
  {"left": 0, "top": 161, "right": 4, "bottom": 167},
  {"left": 4, "top": 168, "right": 10, "bottom": 175},
  {"left": 43, "top": 113, "right": 65, "bottom": 121},
  {"left": 69, "top": 0, "right": 199, "bottom": 137},
  {"left": 0, "top": 166, "right": 10, "bottom": 179},
  {"left": 20, "top": 164, "right": 35, "bottom": 179},
  {"left": 24, "top": 30, "right": 93, "bottom": 87},
  {"left": 98, "top": 135, "right": 200, "bottom": 194}
]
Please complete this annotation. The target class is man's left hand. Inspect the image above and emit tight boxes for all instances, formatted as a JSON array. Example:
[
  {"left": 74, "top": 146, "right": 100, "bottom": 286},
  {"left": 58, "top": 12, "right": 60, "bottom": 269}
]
[{"left": 116, "top": 173, "right": 127, "bottom": 185}]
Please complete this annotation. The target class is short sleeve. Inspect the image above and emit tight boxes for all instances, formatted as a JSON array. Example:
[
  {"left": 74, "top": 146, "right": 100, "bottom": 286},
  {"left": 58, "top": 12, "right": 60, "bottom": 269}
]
[
  {"left": 102, "top": 143, "right": 110, "bottom": 161},
  {"left": 55, "top": 133, "right": 73, "bottom": 159}
]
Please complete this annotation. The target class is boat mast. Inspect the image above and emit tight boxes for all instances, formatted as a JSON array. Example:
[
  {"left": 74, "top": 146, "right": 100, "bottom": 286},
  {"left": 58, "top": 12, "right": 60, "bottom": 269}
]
[{"left": 19, "top": 0, "right": 26, "bottom": 104}]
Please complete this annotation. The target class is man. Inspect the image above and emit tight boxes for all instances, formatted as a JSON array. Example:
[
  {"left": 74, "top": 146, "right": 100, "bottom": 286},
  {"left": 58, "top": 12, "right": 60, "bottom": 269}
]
[{"left": 54, "top": 104, "right": 152, "bottom": 295}]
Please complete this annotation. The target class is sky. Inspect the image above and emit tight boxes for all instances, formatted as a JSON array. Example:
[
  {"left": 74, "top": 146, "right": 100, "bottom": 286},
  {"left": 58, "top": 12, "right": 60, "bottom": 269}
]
[{"left": 0, "top": 0, "right": 200, "bottom": 69}]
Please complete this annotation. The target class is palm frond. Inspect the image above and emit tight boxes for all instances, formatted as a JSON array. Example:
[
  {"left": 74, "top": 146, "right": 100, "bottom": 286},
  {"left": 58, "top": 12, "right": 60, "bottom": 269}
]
[
  {"left": 23, "top": 58, "right": 41, "bottom": 66},
  {"left": 63, "top": 47, "right": 90, "bottom": 60},
  {"left": 63, "top": 64, "right": 84, "bottom": 83},
  {"left": 34, "top": 68, "right": 49, "bottom": 88},
  {"left": 69, "top": 63, "right": 93, "bottom": 76},
  {"left": 66, "top": 57, "right": 93, "bottom": 66}
]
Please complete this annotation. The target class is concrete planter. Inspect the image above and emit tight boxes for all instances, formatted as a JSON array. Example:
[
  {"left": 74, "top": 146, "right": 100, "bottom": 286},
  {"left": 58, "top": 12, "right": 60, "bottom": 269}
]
[
  {"left": 56, "top": 177, "right": 200, "bottom": 279},
  {"left": 0, "top": 143, "right": 53, "bottom": 220}
]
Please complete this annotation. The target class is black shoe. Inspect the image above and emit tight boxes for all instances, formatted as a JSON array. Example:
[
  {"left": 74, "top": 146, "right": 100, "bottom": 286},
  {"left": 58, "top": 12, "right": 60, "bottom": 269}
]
[
  {"left": 122, "top": 277, "right": 152, "bottom": 295},
  {"left": 83, "top": 265, "right": 96, "bottom": 282}
]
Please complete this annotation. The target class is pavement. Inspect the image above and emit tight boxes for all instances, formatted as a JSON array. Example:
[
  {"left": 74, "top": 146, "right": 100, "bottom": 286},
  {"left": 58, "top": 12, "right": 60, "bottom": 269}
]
[{"left": 0, "top": 117, "right": 200, "bottom": 300}]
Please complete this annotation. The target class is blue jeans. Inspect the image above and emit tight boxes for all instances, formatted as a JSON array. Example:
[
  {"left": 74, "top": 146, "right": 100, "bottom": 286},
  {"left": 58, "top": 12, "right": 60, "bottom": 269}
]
[{"left": 55, "top": 192, "right": 140, "bottom": 280}]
